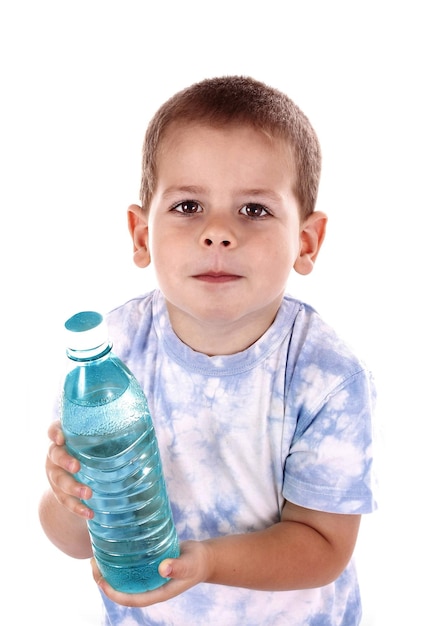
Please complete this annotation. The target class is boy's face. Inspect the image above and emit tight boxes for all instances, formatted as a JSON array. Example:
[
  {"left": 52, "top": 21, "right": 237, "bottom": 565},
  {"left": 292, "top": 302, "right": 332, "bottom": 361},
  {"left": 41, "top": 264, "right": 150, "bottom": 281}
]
[{"left": 129, "top": 122, "right": 326, "bottom": 354}]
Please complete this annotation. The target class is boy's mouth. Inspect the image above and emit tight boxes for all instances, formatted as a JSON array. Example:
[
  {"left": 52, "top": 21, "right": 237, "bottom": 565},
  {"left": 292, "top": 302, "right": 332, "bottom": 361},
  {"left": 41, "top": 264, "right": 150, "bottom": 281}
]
[{"left": 193, "top": 272, "right": 242, "bottom": 283}]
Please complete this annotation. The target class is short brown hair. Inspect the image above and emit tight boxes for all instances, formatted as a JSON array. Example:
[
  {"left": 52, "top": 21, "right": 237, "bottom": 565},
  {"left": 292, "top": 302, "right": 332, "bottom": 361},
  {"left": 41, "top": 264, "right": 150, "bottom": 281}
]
[{"left": 140, "top": 75, "right": 321, "bottom": 218}]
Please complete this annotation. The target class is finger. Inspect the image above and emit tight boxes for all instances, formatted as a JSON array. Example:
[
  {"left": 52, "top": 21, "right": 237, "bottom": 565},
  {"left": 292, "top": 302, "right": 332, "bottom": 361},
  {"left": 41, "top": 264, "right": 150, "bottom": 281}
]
[
  {"left": 47, "top": 459, "right": 91, "bottom": 498},
  {"left": 49, "top": 474, "right": 93, "bottom": 518},
  {"left": 46, "top": 455, "right": 93, "bottom": 519},
  {"left": 157, "top": 540, "right": 205, "bottom": 582},
  {"left": 157, "top": 555, "right": 195, "bottom": 584},
  {"left": 158, "top": 558, "right": 174, "bottom": 579},
  {"left": 47, "top": 420, "right": 65, "bottom": 445},
  {"left": 48, "top": 440, "right": 80, "bottom": 474}
]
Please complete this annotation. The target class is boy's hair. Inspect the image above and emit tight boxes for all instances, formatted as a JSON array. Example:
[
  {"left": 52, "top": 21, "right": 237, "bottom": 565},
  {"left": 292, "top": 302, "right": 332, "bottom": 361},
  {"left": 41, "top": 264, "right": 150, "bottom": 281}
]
[{"left": 140, "top": 75, "right": 321, "bottom": 218}]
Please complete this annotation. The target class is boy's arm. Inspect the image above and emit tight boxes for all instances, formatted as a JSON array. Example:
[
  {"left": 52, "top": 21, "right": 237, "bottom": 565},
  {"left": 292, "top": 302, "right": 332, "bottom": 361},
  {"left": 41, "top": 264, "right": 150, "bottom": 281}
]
[
  {"left": 92, "top": 502, "right": 360, "bottom": 606},
  {"left": 204, "top": 502, "right": 360, "bottom": 590}
]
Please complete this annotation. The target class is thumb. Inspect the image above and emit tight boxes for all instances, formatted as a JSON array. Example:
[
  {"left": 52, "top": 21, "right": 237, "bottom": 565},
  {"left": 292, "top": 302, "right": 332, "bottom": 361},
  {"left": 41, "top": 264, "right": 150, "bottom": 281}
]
[{"left": 158, "top": 558, "right": 175, "bottom": 579}]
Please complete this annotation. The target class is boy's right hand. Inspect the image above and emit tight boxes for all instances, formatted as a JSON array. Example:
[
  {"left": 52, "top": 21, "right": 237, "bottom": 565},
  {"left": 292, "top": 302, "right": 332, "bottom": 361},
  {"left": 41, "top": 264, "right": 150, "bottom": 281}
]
[{"left": 46, "top": 420, "right": 94, "bottom": 520}]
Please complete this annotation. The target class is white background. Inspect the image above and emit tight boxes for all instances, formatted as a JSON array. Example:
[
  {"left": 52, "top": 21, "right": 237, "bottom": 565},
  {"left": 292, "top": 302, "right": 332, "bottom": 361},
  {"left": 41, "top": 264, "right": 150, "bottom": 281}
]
[{"left": 1, "top": 1, "right": 424, "bottom": 624}]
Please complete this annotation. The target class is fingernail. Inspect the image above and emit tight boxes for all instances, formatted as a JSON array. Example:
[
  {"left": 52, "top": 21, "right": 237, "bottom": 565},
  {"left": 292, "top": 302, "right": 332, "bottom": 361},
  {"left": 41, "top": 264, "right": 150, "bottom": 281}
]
[
  {"left": 79, "top": 504, "right": 93, "bottom": 519},
  {"left": 79, "top": 486, "right": 90, "bottom": 499},
  {"left": 67, "top": 459, "right": 78, "bottom": 473},
  {"left": 162, "top": 563, "right": 173, "bottom": 578}
]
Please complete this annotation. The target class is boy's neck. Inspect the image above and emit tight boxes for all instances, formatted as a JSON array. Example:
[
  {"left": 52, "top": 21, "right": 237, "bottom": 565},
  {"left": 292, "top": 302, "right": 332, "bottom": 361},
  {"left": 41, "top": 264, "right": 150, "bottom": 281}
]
[{"left": 164, "top": 299, "right": 282, "bottom": 356}]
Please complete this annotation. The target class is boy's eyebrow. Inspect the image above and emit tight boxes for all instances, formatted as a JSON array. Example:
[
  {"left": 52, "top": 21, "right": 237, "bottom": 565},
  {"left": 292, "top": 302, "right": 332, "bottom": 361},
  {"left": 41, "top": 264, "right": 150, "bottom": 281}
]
[
  {"left": 161, "top": 185, "right": 283, "bottom": 203},
  {"left": 161, "top": 185, "right": 206, "bottom": 199}
]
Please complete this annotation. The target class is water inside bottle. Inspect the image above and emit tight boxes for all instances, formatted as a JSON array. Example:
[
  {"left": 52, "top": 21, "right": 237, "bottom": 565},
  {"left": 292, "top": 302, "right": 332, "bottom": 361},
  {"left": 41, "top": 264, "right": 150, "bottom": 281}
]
[{"left": 64, "top": 416, "right": 179, "bottom": 592}]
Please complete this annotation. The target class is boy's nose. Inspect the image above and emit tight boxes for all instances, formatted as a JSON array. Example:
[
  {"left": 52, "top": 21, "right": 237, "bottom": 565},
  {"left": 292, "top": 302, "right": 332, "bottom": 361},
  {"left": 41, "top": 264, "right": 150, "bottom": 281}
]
[
  {"left": 200, "top": 217, "right": 236, "bottom": 248},
  {"left": 204, "top": 237, "right": 231, "bottom": 247}
]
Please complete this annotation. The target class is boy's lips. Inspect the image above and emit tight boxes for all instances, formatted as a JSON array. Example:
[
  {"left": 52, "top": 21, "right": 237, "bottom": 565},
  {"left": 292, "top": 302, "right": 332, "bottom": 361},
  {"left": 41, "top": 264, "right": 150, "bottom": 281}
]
[{"left": 192, "top": 271, "right": 242, "bottom": 283}]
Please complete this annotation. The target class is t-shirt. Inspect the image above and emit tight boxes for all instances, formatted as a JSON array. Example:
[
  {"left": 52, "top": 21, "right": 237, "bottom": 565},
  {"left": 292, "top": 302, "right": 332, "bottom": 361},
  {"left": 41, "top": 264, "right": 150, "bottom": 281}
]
[{"left": 99, "top": 289, "right": 376, "bottom": 625}]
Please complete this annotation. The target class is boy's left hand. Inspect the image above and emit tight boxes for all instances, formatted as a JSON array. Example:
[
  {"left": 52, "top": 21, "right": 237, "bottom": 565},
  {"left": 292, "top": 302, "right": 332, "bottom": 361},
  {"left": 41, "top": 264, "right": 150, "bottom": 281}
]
[{"left": 91, "top": 540, "right": 210, "bottom": 607}]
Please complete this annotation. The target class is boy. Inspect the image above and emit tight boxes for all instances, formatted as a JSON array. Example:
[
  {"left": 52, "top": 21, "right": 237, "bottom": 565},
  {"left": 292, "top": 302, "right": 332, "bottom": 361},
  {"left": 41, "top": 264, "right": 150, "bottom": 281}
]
[{"left": 39, "top": 75, "right": 377, "bottom": 625}]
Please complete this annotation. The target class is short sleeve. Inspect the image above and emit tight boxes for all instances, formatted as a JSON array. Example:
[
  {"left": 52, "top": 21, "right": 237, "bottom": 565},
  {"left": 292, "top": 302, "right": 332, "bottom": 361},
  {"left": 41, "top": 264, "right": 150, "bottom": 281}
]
[{"left": 283, "top": 367, "right": 377, "bottom": 514}]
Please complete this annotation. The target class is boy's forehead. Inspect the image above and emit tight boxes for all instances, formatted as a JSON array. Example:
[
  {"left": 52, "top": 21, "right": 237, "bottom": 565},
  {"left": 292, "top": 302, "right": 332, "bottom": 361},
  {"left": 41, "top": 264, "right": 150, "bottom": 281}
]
[
  {"left": 159, "top": 120, "right": 293, "bottom": 158},
  {"left": 153, "top": 120, "right": 299, "bottom": 207}
]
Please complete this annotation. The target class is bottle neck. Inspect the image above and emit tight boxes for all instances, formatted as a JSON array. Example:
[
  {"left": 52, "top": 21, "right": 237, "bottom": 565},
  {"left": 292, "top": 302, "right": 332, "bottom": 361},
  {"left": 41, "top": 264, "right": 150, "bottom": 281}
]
[{"left": 66, "top": 341, "right": 112, "bottom": 362}]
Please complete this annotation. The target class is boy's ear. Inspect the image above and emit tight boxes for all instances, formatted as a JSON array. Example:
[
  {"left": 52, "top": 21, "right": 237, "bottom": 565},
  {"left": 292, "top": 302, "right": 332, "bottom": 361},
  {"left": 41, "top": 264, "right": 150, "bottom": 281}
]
[
  {"left": 127, "top": 204, "right": 151, "bottom": 268},
  {"left": 294, "top": 211, "right": 327, "bottom": 275}
]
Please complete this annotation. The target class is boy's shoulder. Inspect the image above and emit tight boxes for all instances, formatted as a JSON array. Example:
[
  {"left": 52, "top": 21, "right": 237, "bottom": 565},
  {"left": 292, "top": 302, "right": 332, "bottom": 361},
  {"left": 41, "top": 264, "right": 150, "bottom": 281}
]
[
  {"left": 106, "top": 290, "right": 157, "bottom": 359},
  {"left": 108, "top": 290, "right": 155, "bottom": 321},
  {"left": 284, "top": 294, "right": 368, "bottom": 379}
]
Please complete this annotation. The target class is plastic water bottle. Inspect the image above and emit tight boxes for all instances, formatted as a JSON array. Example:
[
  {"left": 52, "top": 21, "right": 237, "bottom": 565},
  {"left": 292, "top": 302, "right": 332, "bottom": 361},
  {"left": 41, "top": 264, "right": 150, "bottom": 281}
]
[{"left": 60, "top": 310, "right": 180, "bottom": 593}]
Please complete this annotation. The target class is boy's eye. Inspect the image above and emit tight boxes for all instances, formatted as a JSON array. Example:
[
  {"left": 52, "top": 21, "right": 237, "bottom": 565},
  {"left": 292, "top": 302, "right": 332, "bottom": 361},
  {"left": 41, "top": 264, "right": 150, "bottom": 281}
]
[
  {"left": 172, "top": 200, "right": 202, "bottom": 214},
  {"left": 240, "top": 203, "right": 269, "bottom": 218}
]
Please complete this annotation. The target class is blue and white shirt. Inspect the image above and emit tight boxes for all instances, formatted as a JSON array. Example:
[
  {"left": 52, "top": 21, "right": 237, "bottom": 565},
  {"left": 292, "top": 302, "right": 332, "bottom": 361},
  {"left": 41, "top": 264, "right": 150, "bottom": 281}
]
[{"left": 101, "top": 289, "right": 376, "bottom": 625}]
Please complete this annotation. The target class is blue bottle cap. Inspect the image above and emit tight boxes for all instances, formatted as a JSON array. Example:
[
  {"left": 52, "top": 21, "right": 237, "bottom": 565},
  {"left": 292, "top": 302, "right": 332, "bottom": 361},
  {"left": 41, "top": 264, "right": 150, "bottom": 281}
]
[{"left": 65, "top": 311, "right": 109, "bottom": 351}]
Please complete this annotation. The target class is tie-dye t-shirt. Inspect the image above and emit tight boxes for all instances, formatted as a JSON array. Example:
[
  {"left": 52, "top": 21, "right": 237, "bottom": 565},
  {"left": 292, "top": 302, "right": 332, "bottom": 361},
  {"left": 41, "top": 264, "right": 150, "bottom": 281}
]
[{"left": 100, "top": 289, "right": 376, "bottom": 626}]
